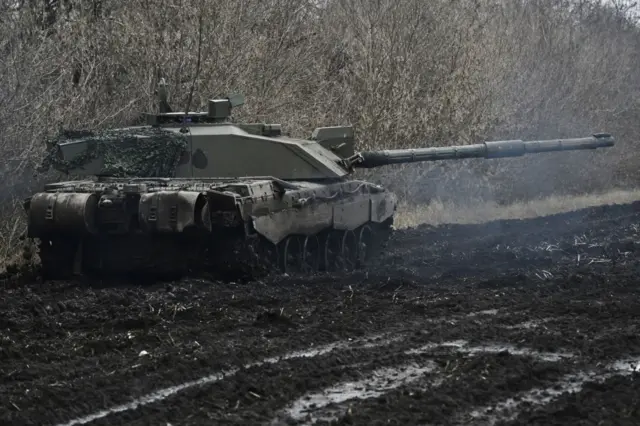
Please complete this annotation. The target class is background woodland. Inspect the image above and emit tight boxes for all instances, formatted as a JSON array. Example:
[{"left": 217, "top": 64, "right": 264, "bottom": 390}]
[{"left": 1, "top": 0, "right": 639, "bottom": 264}]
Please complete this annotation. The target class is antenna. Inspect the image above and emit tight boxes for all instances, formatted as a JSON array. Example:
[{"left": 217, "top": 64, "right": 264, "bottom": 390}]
[{"left": 182, "top": 0, "right": 205, "bottom": 130}]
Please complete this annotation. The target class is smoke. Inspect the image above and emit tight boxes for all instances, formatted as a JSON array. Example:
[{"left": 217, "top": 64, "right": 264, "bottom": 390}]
[
  {"left": 394, "top": 189, "right": 640, "bottom": 228},
  {"left": 366, "top": 0, "right": 640, "bottom": 224}
]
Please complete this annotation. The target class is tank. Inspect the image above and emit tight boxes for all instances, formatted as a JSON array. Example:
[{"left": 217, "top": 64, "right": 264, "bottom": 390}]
[{"left": 24, "top": 93, "right": 615, "bottom": 281}]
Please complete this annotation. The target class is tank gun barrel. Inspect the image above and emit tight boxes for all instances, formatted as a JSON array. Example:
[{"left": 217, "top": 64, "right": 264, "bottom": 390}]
[{"left": 351, "top": 133, "right": 615, "bottom": 168}]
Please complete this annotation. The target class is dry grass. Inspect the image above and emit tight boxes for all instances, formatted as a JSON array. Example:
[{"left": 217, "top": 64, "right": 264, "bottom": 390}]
[
  {"left": 0, "top": 247, "right": 36, "bottom": 276},
  {"left": 394, "top": 189, "right": 640, "bottom": 229}
]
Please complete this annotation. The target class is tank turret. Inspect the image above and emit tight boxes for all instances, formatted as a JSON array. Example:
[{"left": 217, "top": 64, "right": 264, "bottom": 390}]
[
  {"left": 343, "top": 134, "right": 615, "bottom": 169},
  {"left": 41, "top": 90, "right": 615, "bottom": 181}
]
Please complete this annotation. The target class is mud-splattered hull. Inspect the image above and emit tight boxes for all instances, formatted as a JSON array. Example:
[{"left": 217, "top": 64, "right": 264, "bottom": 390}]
[{"left": 24, "top": 177, "right": 396, "bottom": 281}]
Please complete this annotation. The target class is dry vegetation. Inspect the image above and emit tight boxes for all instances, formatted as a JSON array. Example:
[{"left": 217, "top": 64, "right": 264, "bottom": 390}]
[
  {"left": 0, "top": 0, "right": 639, "bottom": 267},
  {"left": 394, "top": 189, "right": 640, "bottom": 228}
]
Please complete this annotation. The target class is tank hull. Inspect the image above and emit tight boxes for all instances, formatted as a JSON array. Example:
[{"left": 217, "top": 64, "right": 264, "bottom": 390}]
[{"left": 25, "top": 177, "right": 395, "bottom": 281}]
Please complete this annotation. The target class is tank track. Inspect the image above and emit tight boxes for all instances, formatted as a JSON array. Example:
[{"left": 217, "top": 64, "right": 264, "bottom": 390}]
[{"left": 36, "top": 218, "right": 393, "bottom": 282}]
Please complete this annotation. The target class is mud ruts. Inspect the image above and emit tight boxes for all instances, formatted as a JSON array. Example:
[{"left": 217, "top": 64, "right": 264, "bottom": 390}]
[{"left": 4, "top": 200, "right": 640, "bottom": 425}]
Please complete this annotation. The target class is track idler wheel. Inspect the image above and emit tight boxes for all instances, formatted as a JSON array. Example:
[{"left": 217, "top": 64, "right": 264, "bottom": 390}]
[
  {"left": 323, "top": 230, "right": 359, "bottom": 273},
  {"left": 250, "top": 237, "right": 280, "bottom": 275},
  {"left": 281, "top": 235, "right": 303, "bottom": 274},
  {"left": 356, "top": 224, "right": 376, "bottom": 268},
  {"left": 339, "top": 230, "right": 358, "bottom": 272},
  {"left": 301, "top": 235, "right": 321, "bottom": 273},
  {"left": 323, "top": 230, "right": 342, "bottom": 273}
]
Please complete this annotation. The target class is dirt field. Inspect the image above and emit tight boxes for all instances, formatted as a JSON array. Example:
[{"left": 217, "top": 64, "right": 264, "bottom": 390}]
[{"left": 3, "top": 200, "right": 640, "bottom": 425}]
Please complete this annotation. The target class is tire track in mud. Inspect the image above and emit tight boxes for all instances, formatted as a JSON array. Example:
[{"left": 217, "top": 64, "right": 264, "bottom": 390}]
[
  {"left": 51, "top": 297, "right": 640, "bottom": 425},
  {"left": 54, "top": 334, "right": 400, "bottom": 426},
  {"left": 278, "top": 339, "right": 577, "bottom": 426},
  {"left": 3, "top": 201, "right": 640, "bottom": 425},
  {"left": 284, "top": 351, "right": 640, "bottom": 426},
  {"left": 42, "top": 312, "right": 538, "bottom": 425},
  {"left": 463, "top": 358, "right": 640, "bottom": 426},
  {"left": 57, "top": 324, "right": 568, "bottom": 426}
]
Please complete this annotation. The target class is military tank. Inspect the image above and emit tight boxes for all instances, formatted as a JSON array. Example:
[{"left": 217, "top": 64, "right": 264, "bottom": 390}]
[{"left": 24, "top": 93, "right": 615, "bottom": 281}]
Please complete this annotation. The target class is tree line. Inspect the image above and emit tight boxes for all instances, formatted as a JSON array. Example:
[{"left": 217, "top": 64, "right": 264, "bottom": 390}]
[{"left": 0, "top": 0, "right": 638, "bottom": 260}]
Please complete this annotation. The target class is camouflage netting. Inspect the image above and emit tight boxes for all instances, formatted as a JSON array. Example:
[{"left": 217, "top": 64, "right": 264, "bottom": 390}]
[{"left": 39, "top": 127, "right": 189, "bottom": 177}]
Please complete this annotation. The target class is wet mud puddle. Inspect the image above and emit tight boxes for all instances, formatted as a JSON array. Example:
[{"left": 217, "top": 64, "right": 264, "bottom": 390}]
[{"left": 285, "top": 362, "right": 437, "bottom": 424}]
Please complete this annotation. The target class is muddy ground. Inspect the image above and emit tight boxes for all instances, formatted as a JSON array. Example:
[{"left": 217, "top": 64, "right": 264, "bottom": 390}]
[{"left": 2, "top": 201, "right": 640, "bottom": 425}]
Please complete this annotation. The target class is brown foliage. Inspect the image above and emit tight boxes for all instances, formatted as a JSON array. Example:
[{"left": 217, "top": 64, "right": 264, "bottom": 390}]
[{"left": 0, "top": 0, "right": 639, "bottom": 261}]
